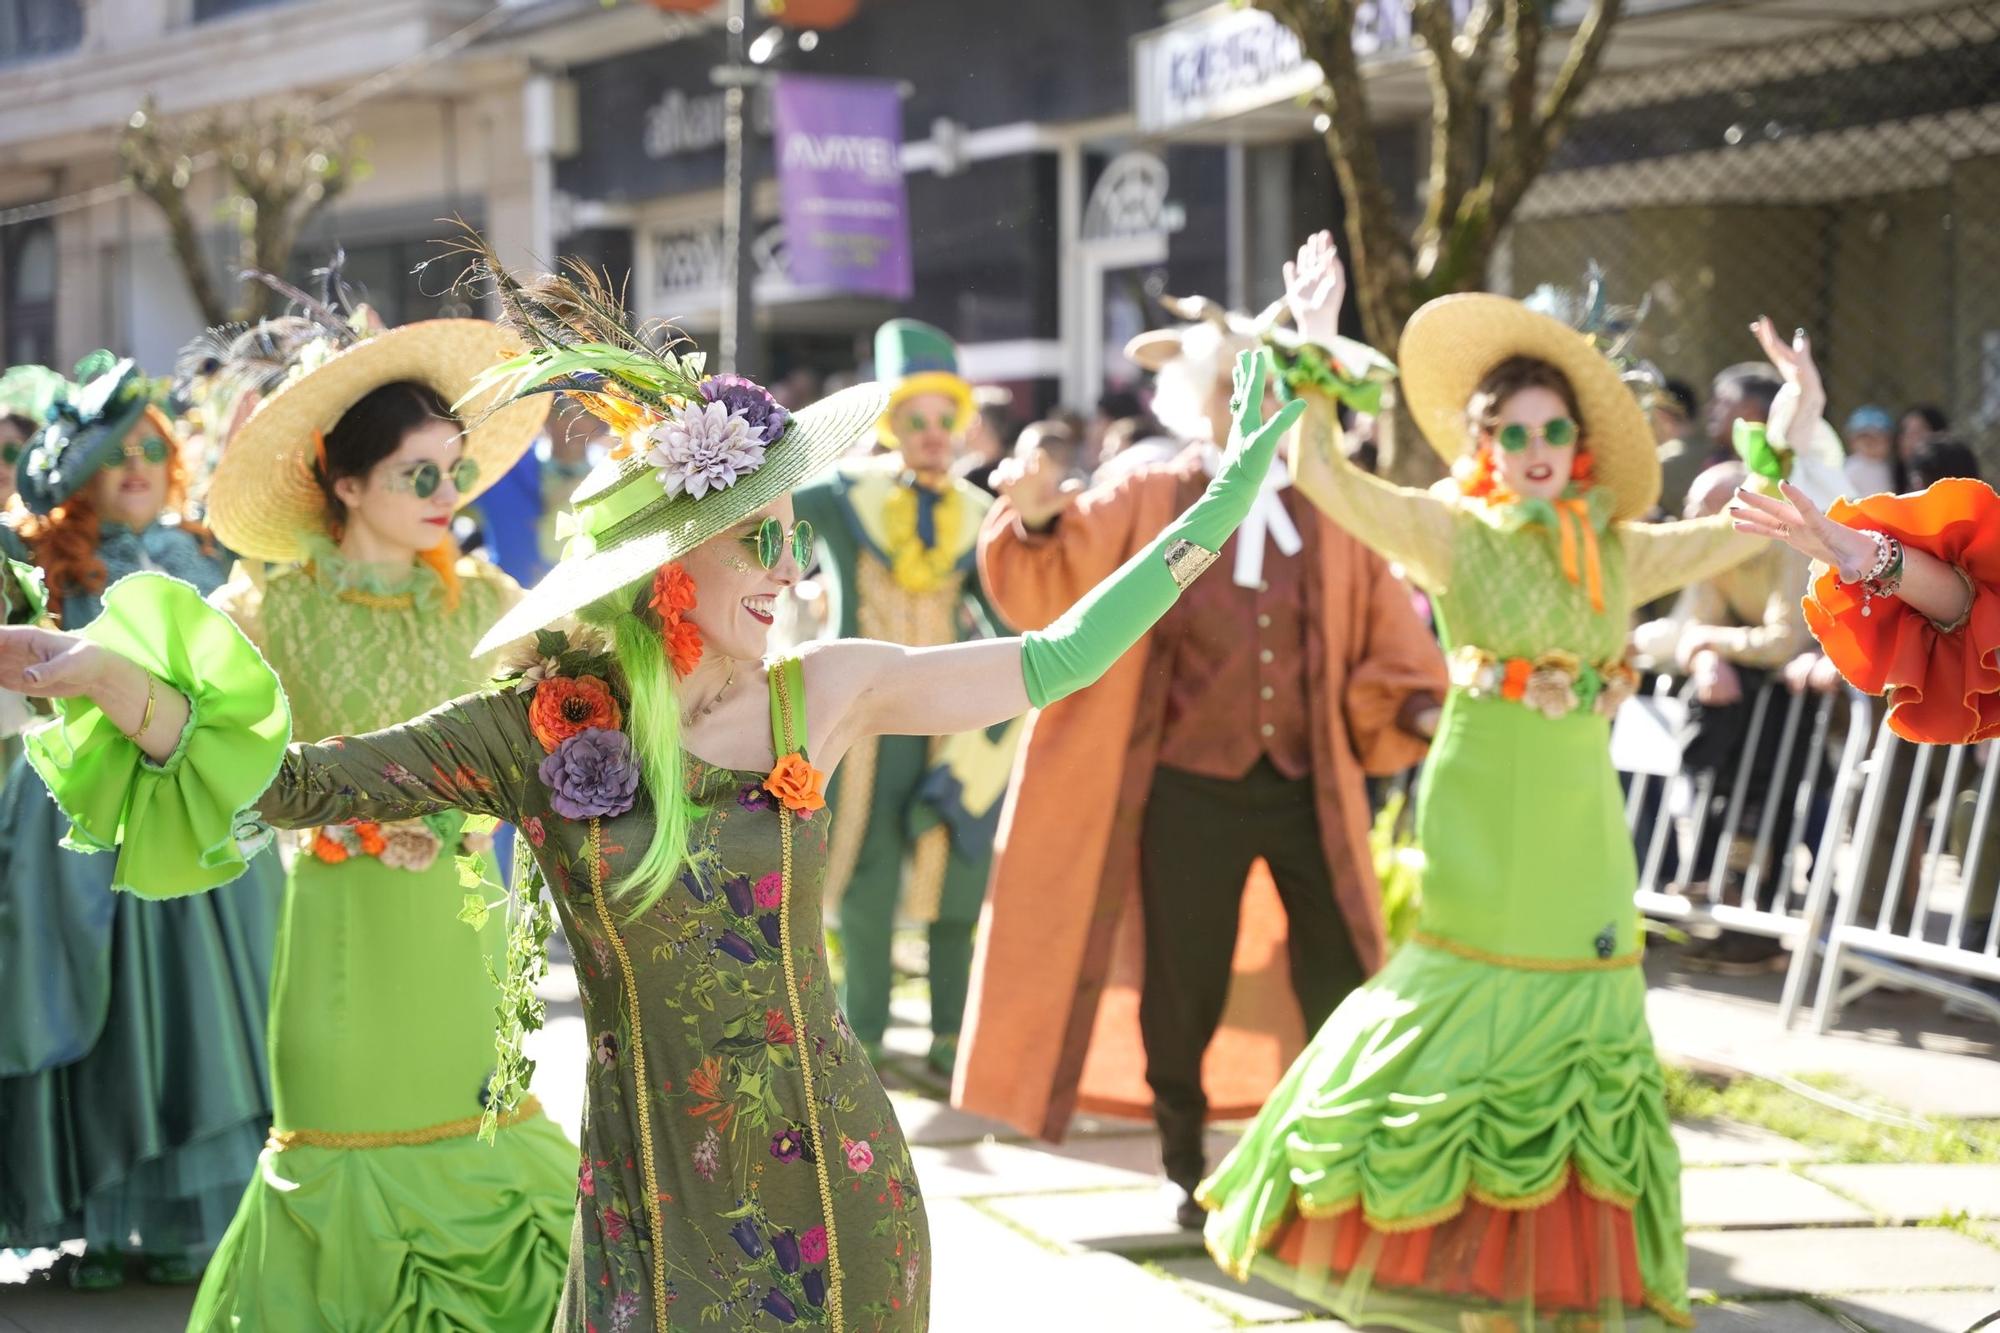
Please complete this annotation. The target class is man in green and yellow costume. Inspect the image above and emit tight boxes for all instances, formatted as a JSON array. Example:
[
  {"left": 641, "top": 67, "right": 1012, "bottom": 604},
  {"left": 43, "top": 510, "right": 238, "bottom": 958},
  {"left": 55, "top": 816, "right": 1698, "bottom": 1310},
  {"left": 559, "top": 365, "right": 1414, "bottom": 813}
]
[{"left": 793, "top": 319, "right": 1016, "bottom": 1076}]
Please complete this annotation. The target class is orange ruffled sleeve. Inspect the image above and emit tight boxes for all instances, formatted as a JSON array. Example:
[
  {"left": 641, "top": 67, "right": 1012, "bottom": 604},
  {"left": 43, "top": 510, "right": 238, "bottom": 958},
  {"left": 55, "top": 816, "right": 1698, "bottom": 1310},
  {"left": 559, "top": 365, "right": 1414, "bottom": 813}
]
[{"left": 1804, "top": 478, "right": 2000, "bottom": 745}]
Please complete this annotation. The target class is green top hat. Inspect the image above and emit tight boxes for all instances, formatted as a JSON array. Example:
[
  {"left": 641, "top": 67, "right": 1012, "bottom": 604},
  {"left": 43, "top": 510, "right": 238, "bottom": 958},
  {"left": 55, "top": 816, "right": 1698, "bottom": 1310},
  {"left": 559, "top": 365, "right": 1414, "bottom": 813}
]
[
  {"left": 18, "top": 351, "right": 161, "bottom": 515},
  {"left": 874, "top": 318, "right": 974, "bottom": 446}
]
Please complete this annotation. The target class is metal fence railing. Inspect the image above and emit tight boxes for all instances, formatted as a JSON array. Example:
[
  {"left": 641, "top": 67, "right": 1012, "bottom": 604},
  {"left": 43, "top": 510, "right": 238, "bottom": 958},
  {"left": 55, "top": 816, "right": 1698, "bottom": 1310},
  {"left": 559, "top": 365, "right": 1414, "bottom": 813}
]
[
  {"left": 1620, "top": 678, "right": 1877, "bottom": 1028},
  {"left": 1805, "top": 726, "right": 2000, "bottom": 1032}
]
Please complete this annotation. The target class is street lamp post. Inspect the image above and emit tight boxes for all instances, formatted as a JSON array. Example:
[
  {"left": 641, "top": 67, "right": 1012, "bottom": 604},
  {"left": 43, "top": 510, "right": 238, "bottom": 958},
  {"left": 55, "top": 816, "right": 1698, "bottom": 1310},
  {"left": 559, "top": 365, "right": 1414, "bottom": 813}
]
[{"left": 718, "top": 0, "right": 761, "bottom": 378}]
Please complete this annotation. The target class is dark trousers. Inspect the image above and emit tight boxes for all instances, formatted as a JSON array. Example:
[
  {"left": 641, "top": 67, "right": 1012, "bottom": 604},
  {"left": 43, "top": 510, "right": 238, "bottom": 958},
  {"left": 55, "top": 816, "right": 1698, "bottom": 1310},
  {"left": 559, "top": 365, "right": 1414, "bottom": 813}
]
[{"left": 1138, "top": 759, "right": 1365, "bottom": 1191}]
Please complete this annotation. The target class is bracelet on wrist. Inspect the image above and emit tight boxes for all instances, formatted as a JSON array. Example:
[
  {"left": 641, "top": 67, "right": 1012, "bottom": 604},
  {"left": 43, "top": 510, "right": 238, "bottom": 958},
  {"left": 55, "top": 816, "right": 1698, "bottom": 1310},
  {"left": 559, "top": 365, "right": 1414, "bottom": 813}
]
[
  {"left": 125, "top": 674, "right": 158, "bottom": 745},
  {"left": 1843, "top": 529, "right": 1905, "bottom": 618}
]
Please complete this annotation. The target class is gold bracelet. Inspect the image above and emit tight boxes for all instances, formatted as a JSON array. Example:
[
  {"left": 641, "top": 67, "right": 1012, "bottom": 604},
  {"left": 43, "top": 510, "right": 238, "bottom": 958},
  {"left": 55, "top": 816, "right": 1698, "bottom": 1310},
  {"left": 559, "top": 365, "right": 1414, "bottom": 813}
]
[{"left": 129, "top": 675, "right": 157, "bottom": 744}]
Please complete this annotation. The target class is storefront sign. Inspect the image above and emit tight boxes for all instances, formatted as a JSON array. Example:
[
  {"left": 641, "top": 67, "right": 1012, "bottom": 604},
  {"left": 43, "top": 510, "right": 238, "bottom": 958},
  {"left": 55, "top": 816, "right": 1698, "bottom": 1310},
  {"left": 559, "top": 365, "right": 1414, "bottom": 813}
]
[
  {"left": 645, "top": 220, "right": 791, "bottom": 316},
  {"left": 771, "top": 74, "right": 912, "bottom": 300},
  {"left": 1082, "top": 152, "right": 1184, "bottom": 244},
  {"left": 1133, "top": 1, "right": 1473, "bottom": 134}
]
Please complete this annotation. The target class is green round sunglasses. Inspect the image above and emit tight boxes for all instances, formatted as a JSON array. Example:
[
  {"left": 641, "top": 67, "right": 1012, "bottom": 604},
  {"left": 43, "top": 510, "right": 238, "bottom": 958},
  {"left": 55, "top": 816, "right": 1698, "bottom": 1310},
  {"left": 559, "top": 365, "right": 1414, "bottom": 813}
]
[
  {"left": 740, "top": 516, "right": 815, "bottom": 570},
  {"left": 1495, "top": 418, "right": 1578, "bottom": 453},
  {"left": 389, "top": 457, "right": 481, "bottom": 500}
]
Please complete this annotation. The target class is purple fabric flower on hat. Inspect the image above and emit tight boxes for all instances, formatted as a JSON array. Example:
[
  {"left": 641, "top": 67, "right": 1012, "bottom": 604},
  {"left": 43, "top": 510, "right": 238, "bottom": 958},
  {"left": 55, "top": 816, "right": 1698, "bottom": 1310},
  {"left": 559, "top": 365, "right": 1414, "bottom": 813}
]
[
  {"left": 700, "top": 373, "right": 791, "bottom": 445},
  {"left": 646, "top": 399, "right": 767, "bottom": 500},
  {"left": 538, "top": 728, "right": 641, "bottom": 820}
]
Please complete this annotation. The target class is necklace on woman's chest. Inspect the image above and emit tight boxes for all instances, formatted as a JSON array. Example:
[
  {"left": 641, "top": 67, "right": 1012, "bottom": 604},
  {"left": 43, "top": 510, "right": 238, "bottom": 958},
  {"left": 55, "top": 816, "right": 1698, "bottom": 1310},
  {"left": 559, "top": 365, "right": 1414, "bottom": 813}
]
[{"left": 682, "top": 659, "right": 738, "bottom": 728}]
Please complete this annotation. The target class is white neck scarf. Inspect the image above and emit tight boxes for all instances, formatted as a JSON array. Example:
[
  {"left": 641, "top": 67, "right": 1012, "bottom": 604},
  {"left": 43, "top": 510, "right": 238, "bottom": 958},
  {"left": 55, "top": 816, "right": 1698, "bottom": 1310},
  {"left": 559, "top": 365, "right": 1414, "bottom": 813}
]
[{"left": 1201, "top": 443, "right": 1300, "bottom": 588}]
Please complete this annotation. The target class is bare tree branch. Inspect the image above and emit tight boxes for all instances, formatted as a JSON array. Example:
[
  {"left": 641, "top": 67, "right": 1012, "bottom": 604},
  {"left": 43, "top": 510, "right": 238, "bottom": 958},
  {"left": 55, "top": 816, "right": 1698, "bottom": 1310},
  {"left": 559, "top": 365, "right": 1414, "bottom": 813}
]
[
  {"left": 1256, "top": 0, "right": 1416, "bottom": 354},
  {"left": 118, "top": 103, "right": 228, "bottom": 327},
  {"left": 1489, "top": 0, "right": 1622, "bottom": 228}
]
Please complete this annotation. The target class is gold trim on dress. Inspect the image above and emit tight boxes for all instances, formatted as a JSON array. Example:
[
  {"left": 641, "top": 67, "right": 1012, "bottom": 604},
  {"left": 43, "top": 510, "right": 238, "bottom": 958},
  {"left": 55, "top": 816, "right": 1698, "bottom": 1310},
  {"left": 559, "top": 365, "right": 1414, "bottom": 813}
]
[
  {"left": 266, "top": 1096, "right": 543, "bottom": 1152},
  {"left": 1412, "top": 931, "right": 1643, "bottom": 972},
  {"left": 776, "top": 669, "right": 846, "bottom": 1333},
  {"left": 585, "top": 818, "right": 672, "bottom": 1332},
  {"left": 1162, "top": 538, "right": 1220, "bottom": 590}
]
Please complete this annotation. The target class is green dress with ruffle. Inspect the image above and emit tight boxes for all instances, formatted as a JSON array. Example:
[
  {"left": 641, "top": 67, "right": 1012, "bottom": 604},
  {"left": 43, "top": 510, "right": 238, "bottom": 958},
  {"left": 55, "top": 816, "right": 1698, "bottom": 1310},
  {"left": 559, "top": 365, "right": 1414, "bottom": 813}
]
[
  {"left": 1198, "top": 400, "right": 1767, "bottom": 1331},
  {"left": 0, "top": 519, "right": 281, "bottom": 1266},
  {"left": 176, "top": 546, "right": 578, "bottom": 1330}
]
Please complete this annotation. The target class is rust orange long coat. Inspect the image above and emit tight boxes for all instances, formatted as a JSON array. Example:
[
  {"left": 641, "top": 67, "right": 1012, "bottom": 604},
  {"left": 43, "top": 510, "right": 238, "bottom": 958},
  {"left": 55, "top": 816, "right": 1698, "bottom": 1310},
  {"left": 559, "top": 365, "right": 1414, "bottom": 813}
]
[{"left": 953, "top": 450, "right": 1449, "bottom": 1141}]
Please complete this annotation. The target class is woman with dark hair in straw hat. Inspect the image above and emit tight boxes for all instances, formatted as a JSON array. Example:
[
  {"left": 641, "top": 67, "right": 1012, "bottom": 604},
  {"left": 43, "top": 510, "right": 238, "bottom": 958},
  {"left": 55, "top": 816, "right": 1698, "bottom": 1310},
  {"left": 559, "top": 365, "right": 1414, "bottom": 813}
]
[
  {"left": 167, "top": 299, "right": 577, "bottom": 1328},
  {"left": 1198, "top": 234, "right": 1778, "bottom": 1330},
  {"left": 0, "top": 236, "right": 1304, "bottom": 1332},
  {"left": 0, "top": 354, "right": 282, "bottom": 1290}
]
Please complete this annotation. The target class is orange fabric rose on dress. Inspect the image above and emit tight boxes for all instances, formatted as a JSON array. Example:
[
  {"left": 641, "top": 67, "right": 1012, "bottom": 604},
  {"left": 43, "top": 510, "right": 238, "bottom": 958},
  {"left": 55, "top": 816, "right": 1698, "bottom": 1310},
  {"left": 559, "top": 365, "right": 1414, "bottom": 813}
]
[
  {"left": 763, "top": 753, "right": 826, "bottom": 814},
  {"left": 530, "top": 674, "right": 625, "bottom": 753}
]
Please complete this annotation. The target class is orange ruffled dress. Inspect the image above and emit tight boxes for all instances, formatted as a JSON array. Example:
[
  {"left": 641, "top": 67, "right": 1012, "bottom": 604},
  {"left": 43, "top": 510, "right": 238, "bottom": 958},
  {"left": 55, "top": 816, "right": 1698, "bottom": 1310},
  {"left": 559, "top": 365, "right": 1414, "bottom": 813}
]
[{"left": 1805, "top": 478, "right": 2000, "bottom": 745}]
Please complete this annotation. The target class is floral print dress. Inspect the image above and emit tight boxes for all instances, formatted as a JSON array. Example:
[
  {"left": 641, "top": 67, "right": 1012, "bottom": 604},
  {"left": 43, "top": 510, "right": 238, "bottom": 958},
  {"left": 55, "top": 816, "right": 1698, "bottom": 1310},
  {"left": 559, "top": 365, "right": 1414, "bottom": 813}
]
[{"left": 249, "top": 631, "right": 929, "bottom": 1332}]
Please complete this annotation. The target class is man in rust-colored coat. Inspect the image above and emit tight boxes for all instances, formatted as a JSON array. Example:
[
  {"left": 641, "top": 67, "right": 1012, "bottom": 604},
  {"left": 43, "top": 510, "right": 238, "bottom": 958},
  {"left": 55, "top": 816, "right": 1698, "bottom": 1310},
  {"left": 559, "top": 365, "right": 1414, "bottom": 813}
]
[{"left": 954, "top": 317, "right": 1447, "bottom": 1227}]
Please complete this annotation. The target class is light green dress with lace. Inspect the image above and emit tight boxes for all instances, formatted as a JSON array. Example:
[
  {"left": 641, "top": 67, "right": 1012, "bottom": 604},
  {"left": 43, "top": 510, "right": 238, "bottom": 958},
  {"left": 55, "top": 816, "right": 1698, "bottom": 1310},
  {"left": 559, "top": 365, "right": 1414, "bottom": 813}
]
[
  {"left": 1199, "top": 393, "right": 1766, "bottom": 1331},
  {"left": 89, "top": 545, "right": 578, "bottom": 1331}
]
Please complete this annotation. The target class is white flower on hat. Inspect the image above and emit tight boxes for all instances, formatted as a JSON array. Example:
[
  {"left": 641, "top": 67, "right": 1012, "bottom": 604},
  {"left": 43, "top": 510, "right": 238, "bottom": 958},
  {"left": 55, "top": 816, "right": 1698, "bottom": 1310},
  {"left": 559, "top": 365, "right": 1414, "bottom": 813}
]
[{"left": 645, "top": 399, "right": 767, "bottom": 500}]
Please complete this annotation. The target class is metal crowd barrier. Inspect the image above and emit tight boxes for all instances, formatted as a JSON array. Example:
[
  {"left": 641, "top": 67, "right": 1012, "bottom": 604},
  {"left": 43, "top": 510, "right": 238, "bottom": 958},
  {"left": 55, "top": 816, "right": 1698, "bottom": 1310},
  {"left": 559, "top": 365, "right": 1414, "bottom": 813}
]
[
  {"left": 1800, "top": 724, "right": 2000, "bottom": 1033},
  {"left": 1620, "top": 677, "right": 1877, "bottom": 1028}
]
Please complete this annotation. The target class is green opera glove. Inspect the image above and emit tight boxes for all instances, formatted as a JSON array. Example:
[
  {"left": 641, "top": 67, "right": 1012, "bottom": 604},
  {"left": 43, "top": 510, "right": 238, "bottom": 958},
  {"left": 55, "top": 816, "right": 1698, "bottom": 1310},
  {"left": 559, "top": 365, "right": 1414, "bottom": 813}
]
[{"left": 1018, "top": 348, "right": 1304, "bottom": 709}]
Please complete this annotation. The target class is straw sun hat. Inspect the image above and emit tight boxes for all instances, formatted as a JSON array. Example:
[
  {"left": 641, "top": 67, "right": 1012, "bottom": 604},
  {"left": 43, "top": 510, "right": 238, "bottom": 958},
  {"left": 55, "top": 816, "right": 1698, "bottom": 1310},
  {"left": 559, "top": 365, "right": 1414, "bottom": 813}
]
[
  {"left": 1398, "top": 293, "right": 1662, "bottom": 520},
  {"left": 205, "top": 319, "right": 550, "bottom": 562}
]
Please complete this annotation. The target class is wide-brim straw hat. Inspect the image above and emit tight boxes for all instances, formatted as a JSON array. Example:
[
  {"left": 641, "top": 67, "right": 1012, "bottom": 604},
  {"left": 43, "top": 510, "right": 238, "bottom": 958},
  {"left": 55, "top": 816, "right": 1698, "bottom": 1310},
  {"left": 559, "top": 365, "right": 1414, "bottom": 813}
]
[
  {"left": 1400, "top": 293, "right": 1660, "bottom": 520},
  {"left": 206, "top": 320, "right": 550, "bottom": 561},
  {"left": 472, "top": 380, "right": 888, "bottom": 657}
]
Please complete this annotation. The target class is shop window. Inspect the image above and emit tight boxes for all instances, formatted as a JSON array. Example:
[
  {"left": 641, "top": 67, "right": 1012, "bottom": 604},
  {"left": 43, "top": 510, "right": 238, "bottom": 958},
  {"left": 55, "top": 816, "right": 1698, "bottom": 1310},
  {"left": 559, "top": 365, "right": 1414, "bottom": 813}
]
[
  {"left": 0, "top": 0, "right": 82, "bottom": 65},
  {"left": 192, "top": 0, "right": 293, "bottom": 20},
  {"left": 4, "top": 219, "right": 57, "bottom": 367}
]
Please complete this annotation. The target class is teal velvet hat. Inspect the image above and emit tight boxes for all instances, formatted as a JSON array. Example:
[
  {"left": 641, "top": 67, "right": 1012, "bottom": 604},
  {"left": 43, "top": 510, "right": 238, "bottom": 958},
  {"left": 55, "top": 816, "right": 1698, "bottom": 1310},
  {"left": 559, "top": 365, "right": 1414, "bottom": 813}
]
[{"left": 17, "top": 351, "right": 159, "bottom": 515}]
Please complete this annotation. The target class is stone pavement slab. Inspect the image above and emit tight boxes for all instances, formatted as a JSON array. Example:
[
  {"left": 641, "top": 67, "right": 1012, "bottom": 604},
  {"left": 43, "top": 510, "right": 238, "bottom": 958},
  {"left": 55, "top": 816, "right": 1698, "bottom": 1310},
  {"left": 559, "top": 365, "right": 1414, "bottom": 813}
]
[
  {"left": 1674, "top": 1119, "right": 1824, "bottom": 1166},
  {"left": 911, "top": 1138, "right": 1156, "bottom": 1197},
  {"left": 886, "top": 1089, "right": 1017, "bottom": 1145},
  {"left": 1829, "top": 1288, "right": 2000, "bottom": 1333},
  {"left": 1688, "top": 1226, "right": 2000, "bottom": 1295},
  {"left": 929, "top": 1199, "right": 1232, "bottom": 1331},
  {"left": 980, "top": 1187, "right": 1203, "bottom": 1256},
  {"left": 1802, "top": 1164, "right": 2000, "bottom": 1224},
  {"left": 1681, "top": 1167, "right": 1874, "bottom": 1228},
  {"left": 1693, "top": 1300, "right": 1847, "bottom": 1332},
  {"left": 1645, "top": 954, "right": 2000, "bottom": 1119},
  {"left": 1155, "top": 1255, "right": 1323, "bottom": 1324}
]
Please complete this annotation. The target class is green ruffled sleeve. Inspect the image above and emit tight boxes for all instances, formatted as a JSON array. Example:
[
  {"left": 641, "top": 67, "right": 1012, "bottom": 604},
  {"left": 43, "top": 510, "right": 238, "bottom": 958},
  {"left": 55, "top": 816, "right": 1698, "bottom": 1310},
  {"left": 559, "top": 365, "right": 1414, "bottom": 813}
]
[{"left": 24, "top": 572, "right": 291, "bottom": 899}]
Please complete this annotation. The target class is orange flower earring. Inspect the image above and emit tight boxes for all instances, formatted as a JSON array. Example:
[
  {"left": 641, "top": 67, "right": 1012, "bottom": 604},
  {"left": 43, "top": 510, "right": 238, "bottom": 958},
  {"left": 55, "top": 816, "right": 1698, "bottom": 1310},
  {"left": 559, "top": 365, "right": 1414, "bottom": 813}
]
[{"left": 650, "top": 563, "right": 704, "bottom": 677}]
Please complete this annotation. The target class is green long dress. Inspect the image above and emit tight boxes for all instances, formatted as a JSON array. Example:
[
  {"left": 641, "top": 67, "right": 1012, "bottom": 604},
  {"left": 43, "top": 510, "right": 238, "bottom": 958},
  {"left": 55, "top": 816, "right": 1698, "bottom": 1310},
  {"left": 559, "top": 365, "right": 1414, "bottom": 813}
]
[
  {"left": 1198, "top": 394, "right": 1765, "bottom": 1331},
  {"left": 30, "top": 577, "right": 928, "bottom": 1333},
  {"left": 180, "top": 546, "right": 577, "bottom": 1330}
]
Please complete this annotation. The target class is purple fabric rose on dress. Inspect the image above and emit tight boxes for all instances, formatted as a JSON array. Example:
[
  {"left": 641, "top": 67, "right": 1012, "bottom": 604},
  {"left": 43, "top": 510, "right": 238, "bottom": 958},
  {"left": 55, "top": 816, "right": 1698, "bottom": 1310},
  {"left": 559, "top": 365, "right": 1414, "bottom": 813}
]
[
  {"left": 700, "top": 373, "right": 791, "bottom": 445},
  {"left": 538, "top": 728, "right": 640, "bottom": 820}
]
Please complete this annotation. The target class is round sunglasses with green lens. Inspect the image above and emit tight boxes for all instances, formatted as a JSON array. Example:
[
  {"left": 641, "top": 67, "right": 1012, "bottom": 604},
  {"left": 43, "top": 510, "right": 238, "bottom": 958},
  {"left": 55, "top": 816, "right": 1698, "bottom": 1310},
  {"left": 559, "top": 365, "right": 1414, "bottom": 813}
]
[
  {"left": 1496, "top": 417, "right": 1578, "bottom": 453},
  {"left": 391, "top": 457, "right": 481, "bottom": 500},
  {"left": 121, "top": 436, "right": 170, "bottom": 466},
  {"left": 743, "top": 516, "right": 814, "bottom": 570}
]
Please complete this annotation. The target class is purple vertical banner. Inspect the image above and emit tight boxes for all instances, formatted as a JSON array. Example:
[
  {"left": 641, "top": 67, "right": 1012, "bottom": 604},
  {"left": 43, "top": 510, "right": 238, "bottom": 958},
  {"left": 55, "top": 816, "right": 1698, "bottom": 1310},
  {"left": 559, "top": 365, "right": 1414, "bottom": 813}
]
[{"left": 772, "top": 74, "right": 912, "bottom": 300}]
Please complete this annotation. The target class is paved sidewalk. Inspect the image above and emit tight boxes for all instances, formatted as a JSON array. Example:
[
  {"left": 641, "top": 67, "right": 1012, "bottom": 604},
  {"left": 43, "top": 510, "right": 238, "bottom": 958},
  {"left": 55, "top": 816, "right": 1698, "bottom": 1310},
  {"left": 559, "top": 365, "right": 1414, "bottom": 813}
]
[{"left": 5, "top": 948, "right": 1998, "bottom": 1332}]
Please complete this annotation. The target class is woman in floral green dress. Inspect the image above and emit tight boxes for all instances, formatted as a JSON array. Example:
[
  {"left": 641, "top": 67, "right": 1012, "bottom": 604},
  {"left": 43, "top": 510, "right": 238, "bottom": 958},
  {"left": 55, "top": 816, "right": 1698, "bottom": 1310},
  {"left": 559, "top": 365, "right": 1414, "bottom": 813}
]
[{"left": 0, "top": 249, "right": 1305, "bottom": 1332}]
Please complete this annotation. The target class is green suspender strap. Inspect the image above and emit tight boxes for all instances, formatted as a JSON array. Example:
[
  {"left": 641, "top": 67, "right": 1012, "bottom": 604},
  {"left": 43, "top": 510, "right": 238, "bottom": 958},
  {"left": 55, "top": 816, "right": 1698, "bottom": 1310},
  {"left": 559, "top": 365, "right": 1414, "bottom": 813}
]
[{"left": 768, "top": 655, "right": 809, "bottom": 759}]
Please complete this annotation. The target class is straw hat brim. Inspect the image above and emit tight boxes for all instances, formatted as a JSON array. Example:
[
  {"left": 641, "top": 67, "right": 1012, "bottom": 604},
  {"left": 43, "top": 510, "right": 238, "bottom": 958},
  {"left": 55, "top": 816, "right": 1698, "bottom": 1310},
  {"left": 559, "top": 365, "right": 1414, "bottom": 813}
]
[
  {"left": 472, "top": 380, "right": 889, "bottom": 658},
  {"left": 1399, "top": 294, "right": 1661, "bottom": 521},
  {"left": 205, "top": 320, "right": 550, "bottom": 562}
]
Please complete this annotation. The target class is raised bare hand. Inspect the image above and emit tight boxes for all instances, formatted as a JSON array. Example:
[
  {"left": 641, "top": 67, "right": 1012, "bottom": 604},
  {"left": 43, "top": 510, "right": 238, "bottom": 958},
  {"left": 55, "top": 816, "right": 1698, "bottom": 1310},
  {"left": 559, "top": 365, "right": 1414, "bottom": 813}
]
[
  {"left": 1729, "top": 482, "right": 1877, "bottom": 579},
  {"left": 993, "top": 444, "right": 1083, "bottom": 531},
  {"left": 1283, "top": 231, "right": 1347, "bottom": 348}
]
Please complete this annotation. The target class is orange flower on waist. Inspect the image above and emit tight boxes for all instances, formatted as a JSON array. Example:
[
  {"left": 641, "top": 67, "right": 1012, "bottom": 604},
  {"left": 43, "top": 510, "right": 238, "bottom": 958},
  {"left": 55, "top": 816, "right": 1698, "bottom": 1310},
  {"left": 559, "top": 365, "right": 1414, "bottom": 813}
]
[
  {"left": 764, "top": 752, "right": 826, "bottom": 815},
  {"left": 310, "top": 830, "right": 349, "bottom": 864},
  {"left": 354, "top": 822, "right": 387, "bottom": 856},
  {"left": 530, "top": 674, "right": 623, "bottom": 753},
  {"left": 1500, "top": 658, "right": 1532, "bottom": 701}
]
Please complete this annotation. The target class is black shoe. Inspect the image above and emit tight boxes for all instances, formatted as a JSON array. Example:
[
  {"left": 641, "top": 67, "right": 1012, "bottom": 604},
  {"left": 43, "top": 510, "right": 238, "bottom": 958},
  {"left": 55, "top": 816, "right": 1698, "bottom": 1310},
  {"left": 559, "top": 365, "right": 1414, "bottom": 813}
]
[
  {"left": 1681, "top": 933, "right": 1788, "bottom": 976},
  {"left": 1173, "top": 1188, "right": 1206, "bottom": 1231}
]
